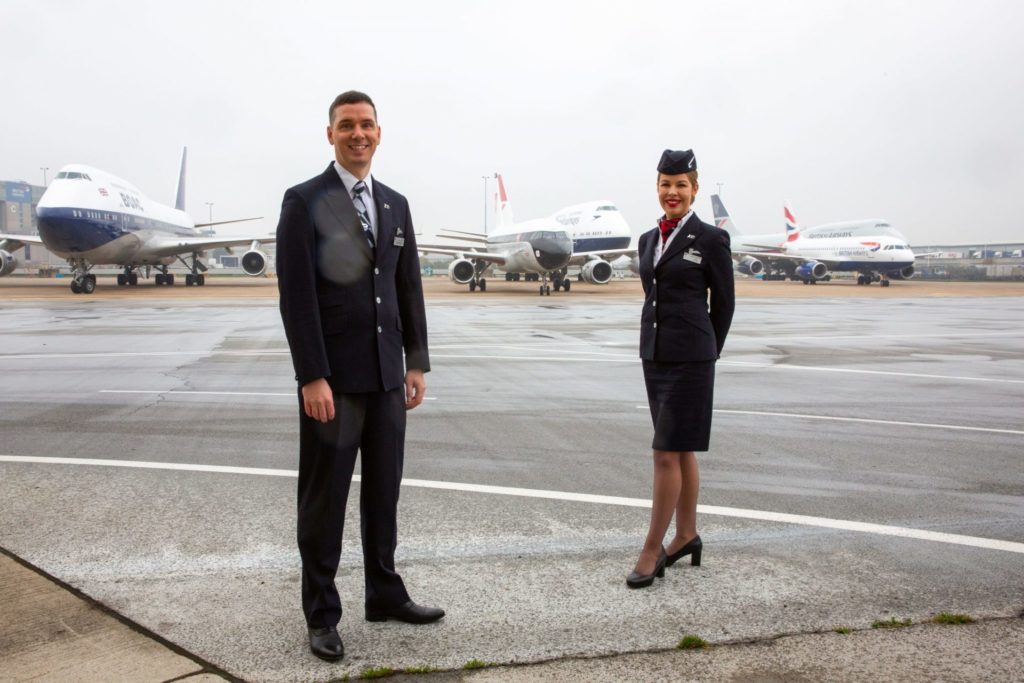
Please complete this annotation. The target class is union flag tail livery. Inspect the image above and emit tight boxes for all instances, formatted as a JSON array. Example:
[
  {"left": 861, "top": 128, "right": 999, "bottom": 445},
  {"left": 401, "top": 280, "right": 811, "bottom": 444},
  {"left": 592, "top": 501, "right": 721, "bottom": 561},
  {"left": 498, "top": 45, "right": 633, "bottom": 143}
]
[
  {"left": 784, "top": 201, "right": 800, "bottom": 242},
  {"left": 494, "top": 174, "right": 515, "bottom": 232}
]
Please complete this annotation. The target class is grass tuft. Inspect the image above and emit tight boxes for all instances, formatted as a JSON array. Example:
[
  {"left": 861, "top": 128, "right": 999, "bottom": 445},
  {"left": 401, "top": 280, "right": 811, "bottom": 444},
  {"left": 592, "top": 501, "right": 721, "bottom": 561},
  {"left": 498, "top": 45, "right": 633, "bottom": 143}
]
[
  {"left": 463, "top": 659, "right": 492, "bottom": 670},
  {"left": 833, "top": 627, "right": 851, "bottom": 634},
  {"left": 872, "top": 617, "right": 912, "bottom": 629},
  {"left": 676, "top": 634, "right": 709, "bottom": 649},
  {"left": 404, "top": 665, "right": 443, "bottom": 674},
  {"left": 360, "top": 666, "right": 395, "bottom": 679},
  {"left": 933, "top": 612, "right": 975, "bottom": 625}
]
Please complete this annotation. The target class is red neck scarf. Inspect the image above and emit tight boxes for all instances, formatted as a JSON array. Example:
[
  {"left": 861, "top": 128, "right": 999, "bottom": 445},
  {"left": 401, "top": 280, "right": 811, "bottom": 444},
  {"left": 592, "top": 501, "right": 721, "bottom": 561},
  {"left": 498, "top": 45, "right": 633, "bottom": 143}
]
[{"left": 659, "top": 217, "right": 681, "bottom": 243}]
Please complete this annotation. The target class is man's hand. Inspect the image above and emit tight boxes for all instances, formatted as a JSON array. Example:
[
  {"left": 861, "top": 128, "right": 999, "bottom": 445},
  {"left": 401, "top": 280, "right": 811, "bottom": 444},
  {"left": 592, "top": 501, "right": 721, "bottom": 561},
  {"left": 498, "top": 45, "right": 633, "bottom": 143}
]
[
  {"left": 404, "top": 369, "right": 426, "bottom": 410},
  {"left": 301, "top": 378, "right": 335, "bottom": 423}
]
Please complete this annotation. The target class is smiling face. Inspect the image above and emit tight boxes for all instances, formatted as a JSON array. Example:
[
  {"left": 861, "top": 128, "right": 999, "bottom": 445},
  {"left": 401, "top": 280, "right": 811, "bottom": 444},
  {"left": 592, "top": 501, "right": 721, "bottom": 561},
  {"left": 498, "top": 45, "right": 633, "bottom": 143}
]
[
  {"left": 327, "top": 102, "right": 380, "bottom": 178},
  {"left": 658, "top": 172, "right": 698, "bottom": 219}
]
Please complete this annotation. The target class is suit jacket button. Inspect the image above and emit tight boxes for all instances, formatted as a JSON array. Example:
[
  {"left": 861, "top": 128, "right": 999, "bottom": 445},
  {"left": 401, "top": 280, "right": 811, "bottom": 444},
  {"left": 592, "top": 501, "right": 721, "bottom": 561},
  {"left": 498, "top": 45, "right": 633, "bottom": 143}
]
[
  {"left": 653, "top": 322, "right": 657, "bottom": 328},
  {"left": 377, "top": 325, "right": 382, "bottom": 333},
  {"left": 376, "top": 296, "right": 381, "bottom": 304},
  {"left": 374, "top": 267, "right": 380, "bottom": 275},
  {"left": 652, "top": 301, "right": 656, "bottom": 307},
  {"left": 652, "top": 278, "right": 656, "bottom": 285}
]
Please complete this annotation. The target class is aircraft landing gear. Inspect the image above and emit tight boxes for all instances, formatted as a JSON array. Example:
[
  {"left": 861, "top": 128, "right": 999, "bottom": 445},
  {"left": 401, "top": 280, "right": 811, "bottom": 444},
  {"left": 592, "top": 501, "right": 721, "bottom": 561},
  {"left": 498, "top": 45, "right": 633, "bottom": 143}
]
[
  {"left": 155, "top": 266, "right": 175, "bottom": 286},
  {"left": 178, "top": 251, "right": 208, "bottom": 287},
  {"left": 67, "top": 258, "right": 97, "bottom": 294}
]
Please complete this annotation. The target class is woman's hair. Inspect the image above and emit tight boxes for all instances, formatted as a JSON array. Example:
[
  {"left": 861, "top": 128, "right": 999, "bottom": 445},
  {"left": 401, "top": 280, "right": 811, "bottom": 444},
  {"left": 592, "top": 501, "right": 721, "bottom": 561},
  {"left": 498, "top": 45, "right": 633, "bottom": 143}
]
[{"left": 658, "top": 170, "right": 699, "bottom": 187}]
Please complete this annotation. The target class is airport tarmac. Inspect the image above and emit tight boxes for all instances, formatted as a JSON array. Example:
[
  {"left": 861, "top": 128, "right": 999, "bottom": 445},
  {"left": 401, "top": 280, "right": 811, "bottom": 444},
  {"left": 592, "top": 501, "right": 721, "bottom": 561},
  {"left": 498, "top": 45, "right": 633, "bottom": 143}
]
[{"left": 1, "top": 283, "right": 1023, "bottom": 681}]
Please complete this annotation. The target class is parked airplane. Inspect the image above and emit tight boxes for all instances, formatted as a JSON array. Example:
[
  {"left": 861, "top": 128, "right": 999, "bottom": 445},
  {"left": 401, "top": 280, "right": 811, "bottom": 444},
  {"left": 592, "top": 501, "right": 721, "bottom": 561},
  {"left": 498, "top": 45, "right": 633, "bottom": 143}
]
[
  {"left": 420, "top": 175, "right": 634, "bottom": 295},
  {"left": 0, "top": 148, "right": 271, "bottom": 294},
  {"left": 711, "top": 194, "right": 917, "bottom": 286}
]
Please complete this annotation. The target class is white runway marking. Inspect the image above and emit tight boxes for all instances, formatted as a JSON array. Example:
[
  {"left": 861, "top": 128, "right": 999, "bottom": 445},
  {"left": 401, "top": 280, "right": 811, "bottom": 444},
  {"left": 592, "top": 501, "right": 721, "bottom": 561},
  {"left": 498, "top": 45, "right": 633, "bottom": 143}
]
[
  {"left": 633, "top": 407, "right": 1024, "bottom": 437},
  {"left": 4, "top": 348, "right": 1021, "bottom": 385},
  {"left": 2, "top": 454, "right": 1022, "bottom": 555},
  {"left": 720, "top": 361, "right": 1024, "bottom": 385},
  {"left": 98, "top": 390, "right": 438, "bottom": 401}
]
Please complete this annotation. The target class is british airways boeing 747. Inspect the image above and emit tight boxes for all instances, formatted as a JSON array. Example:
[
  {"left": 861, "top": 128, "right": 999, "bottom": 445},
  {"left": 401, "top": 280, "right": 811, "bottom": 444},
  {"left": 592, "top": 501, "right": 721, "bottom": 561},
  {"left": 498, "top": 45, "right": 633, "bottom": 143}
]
[{"left": 0, "top": 148, "right": 272, "bottom": 294}]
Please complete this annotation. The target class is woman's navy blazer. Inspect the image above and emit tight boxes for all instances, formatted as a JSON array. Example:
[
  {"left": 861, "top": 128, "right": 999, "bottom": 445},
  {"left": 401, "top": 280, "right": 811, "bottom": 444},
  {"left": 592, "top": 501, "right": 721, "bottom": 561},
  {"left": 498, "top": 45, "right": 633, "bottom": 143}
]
[{"left": 638, "top": 213, "right": 735, "bottom": 361}]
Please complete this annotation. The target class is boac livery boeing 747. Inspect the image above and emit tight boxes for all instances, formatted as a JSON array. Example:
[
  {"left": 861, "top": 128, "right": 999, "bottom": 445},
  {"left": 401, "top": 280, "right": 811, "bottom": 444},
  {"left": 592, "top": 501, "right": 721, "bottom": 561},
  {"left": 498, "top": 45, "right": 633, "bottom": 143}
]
[{"left": 0, "top": 148, "right": 272, "bottom": 294}]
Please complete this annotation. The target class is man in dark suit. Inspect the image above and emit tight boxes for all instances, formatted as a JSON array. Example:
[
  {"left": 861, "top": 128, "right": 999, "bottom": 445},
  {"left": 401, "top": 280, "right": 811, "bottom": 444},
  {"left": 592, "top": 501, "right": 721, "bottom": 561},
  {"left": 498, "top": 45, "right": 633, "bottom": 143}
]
[{"left": 276, "top": 90, "right": 443, "bottom": 662}]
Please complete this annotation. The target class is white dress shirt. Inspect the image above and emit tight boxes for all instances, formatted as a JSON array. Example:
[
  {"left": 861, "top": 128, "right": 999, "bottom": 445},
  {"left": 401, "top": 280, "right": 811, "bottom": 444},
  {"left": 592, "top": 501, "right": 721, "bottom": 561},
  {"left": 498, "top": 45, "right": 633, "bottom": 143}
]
[{"left": 333, "top": 161, "right": 378, "bottom": 242}]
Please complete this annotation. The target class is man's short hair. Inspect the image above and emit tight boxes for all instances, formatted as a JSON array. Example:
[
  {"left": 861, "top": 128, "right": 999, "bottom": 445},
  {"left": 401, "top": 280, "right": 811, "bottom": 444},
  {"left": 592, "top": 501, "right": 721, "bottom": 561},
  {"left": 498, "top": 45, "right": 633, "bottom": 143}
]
[{"left": 329, "top": 91, "right": 377, "bottom": 124}]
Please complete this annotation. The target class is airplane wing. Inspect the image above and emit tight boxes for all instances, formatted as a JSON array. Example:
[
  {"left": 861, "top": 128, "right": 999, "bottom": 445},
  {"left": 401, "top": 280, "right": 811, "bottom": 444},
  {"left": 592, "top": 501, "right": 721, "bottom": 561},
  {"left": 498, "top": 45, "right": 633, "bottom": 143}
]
[
  {"left": 568, "top": 248, "right": 636, "bottom": 265},
  {"left": 734, "top": 249, "right": 842, "bottom": 266},
  {"left": 145, "top": 235, "right": 276, "bottom": 258},
  {"left": 417, "top": 244, "right": 507, "bottom": 266},
  {"left": 0, "top": 234, "right": 46, "bottom": 252}
]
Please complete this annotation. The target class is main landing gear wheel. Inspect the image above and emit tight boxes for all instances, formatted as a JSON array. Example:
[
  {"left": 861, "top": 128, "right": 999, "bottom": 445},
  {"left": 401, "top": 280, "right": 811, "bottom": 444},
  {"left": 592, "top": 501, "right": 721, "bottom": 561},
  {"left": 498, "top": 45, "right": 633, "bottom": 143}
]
[
  {"left": 71, "top": 274, "right": 96, "bottom": 294},
  {"left": 562, "top": 278, "right": 571, "bottom": 292},
  {"left": 881, "top": 279, "right": 890, "bottom": 288},
  {"left": 185, "top": 274, "right": 206, "bottom": 286}
]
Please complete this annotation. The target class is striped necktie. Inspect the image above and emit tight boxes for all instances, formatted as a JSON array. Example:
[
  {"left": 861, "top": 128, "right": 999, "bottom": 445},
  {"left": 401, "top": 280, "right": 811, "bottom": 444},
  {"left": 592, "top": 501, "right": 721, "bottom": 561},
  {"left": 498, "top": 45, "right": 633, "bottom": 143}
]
[{"left": 352, "top": 180, "right": 375, "bottom": 249}]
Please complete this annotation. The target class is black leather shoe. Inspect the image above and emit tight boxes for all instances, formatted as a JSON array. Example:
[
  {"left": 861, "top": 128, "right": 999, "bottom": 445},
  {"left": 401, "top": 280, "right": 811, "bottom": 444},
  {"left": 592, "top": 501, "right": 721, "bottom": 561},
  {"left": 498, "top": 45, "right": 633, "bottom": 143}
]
[
  {"left": 665, "top": 534, "right": 702, "bottom": 567},
  {"left": 365, "top": 600, "right": 445, "bottom": 624},
  {"left": 308, "top": 626, "right": 344, "bottom": 661},
  {"left": 626, "top": 548, "right": 667, "bottom": 589}
]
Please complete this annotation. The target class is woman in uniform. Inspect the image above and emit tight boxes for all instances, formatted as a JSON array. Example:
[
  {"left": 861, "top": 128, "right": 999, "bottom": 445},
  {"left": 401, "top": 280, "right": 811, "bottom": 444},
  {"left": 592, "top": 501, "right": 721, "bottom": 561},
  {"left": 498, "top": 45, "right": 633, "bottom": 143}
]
[{"left": 627, "top": 149, "right": 735, "bottom": 588}]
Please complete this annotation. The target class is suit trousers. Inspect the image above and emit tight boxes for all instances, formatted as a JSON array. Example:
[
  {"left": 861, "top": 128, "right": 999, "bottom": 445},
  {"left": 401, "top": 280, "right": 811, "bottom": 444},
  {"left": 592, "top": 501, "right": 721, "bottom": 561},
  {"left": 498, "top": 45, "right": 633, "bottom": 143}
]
[{"left": 296, "top": 386, "right": 411, "bottom": 628}]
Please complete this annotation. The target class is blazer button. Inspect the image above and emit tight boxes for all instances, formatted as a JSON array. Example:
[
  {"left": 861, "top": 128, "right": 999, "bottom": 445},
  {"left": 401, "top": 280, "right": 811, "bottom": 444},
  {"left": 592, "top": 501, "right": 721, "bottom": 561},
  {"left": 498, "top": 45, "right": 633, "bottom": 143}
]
[
  {"left": 376, "top": 296, "right": 381, "bottom": 304},
  {"left": 652, "top": 278, "right": 656, "bottom": 285},
  {"left": 652, "top": 301, "right": 657, "bottom": 307},
  {"left": 374, "top": 267, "right": 380, "bottom": 275},
  {"left": 653, "top": 322, "right": 657, "bottom": 328},
  {"left": 377, "top": 325, "right": 382, "bottom": 333}
]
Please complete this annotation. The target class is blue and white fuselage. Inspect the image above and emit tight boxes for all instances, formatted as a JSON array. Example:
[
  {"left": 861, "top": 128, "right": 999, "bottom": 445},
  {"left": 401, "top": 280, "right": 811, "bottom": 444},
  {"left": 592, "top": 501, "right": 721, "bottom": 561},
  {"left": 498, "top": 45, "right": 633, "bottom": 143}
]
[
  {"left": 36, "top": 164, "right": 194, "bottom": 267},
  {"left": 0, "top": 149, "right": 271, "bottom": 294}
]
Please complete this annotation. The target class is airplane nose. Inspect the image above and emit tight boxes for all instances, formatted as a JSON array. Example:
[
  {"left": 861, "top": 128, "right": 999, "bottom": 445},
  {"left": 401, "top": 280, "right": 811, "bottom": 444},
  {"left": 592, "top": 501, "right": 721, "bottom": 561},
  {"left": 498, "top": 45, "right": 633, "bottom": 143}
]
[{"left": 534, "top": 234, "right": 573, "bottom": 270}]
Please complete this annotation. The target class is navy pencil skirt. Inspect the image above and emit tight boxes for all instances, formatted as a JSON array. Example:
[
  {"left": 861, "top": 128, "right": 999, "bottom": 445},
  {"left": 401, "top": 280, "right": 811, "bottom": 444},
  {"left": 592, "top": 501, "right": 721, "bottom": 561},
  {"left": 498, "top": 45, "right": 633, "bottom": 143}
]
[{"left": 642, "top": 359, "right": 717, "bottom": 452}]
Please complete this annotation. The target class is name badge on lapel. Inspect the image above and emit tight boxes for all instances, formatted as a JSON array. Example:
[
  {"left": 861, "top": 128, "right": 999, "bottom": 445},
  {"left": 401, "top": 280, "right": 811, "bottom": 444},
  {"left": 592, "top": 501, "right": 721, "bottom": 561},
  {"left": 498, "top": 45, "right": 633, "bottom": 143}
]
[
  {"left": 683, "top": 248, "right": 702, "bottom": 264},
  {"left": 394, "top": 224, "right": 405, "bottom": 247}
]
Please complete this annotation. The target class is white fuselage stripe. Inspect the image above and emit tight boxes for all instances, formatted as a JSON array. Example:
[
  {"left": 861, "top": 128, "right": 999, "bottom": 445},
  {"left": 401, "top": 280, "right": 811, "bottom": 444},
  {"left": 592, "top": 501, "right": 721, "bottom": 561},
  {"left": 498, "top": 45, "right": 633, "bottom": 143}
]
[{"left": 1, "top": 455, "right": 1021, "bottom": 555}]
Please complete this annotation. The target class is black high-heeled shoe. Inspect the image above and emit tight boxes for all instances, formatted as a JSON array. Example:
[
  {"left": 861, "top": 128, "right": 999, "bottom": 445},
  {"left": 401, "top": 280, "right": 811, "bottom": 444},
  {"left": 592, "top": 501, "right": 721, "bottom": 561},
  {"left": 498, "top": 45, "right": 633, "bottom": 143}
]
[
  {"left": 626, "top": 548, "right": 667, "bottom": 589},
  {"left": 665, "top": 534, "right": 702, "bottom": 567}
]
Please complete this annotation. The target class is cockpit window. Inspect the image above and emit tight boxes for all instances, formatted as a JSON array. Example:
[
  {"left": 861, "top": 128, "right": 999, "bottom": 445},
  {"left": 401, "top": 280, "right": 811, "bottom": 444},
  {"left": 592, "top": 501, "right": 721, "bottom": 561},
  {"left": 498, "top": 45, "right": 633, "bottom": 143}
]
[{"left": 59, "top": 172, "right": 92, "bottom": 180}]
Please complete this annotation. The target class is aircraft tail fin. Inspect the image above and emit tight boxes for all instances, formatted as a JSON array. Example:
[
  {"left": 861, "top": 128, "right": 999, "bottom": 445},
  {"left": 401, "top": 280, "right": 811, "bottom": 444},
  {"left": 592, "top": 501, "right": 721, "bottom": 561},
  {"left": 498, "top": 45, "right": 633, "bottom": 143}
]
[
  {"left": 174, "top": 147, "right": 187, "bottom": 212},
  {"left": 494, "top": 173, "right": 514, "bottom": 231},
  {"left": 710, "top": 194, "right": 740, "bottom": 234},
  {"left": 784, "top": 201, "right": 800, "bottom": 242}
]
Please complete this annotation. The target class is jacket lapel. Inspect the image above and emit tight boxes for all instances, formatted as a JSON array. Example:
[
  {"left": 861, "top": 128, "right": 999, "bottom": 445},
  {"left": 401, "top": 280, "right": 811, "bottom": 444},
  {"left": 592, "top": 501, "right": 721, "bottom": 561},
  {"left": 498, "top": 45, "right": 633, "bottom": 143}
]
[
  {"left": 321, "top": 165, "right": 373, "bottom": 261},
  {"left": 657, "top": 214, "right": 704, "bottom": 270},
  {"left": 372, "top": 177, "right": 394, "bottom": 261}
]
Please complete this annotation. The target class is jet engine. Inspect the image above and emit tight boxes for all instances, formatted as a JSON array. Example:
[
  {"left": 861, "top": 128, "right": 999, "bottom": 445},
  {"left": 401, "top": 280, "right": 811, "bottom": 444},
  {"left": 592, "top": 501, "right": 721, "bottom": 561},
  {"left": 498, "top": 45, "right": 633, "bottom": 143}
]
[
  {"left": 448, "top": 258, "right": 475, "bottom": 285},
  {"left": 580, "top": 259, "right": 613, "bottom": 284},
  {"left": 888, "top": 265, "right": 915, "bottom": 280},
  {"left": 736, "top": 256, "right": 765, "bottom": 276},
  {"left": 795, "top": 261, "right": 828, "bottom": 281},
  {"left": 241, "top": 249, "right": 268, "bottom": 276},
  {"left": 0, "top": 250, "right": 20, "bottom": 277}
]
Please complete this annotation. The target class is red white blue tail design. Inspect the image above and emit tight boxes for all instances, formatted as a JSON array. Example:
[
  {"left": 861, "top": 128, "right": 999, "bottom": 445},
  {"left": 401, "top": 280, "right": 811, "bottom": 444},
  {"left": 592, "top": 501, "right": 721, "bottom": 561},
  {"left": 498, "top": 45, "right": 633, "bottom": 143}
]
[{"left": 784, "top": 201, "right": 800, "bottom": 242}]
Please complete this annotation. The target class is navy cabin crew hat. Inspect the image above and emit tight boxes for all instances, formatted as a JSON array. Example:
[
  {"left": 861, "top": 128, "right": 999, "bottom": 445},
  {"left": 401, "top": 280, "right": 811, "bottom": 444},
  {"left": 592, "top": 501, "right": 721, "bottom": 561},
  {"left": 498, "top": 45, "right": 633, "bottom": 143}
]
[{"left": 657, "top": 149, "right": 697, "bottom": 174}]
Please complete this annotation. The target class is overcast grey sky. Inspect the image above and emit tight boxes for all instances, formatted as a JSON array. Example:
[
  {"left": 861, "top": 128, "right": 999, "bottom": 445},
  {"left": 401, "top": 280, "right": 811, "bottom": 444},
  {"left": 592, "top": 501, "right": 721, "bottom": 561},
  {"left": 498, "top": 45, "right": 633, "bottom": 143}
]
[{"left": 4, "top": 0, "right": 1023, "bottom": 245}]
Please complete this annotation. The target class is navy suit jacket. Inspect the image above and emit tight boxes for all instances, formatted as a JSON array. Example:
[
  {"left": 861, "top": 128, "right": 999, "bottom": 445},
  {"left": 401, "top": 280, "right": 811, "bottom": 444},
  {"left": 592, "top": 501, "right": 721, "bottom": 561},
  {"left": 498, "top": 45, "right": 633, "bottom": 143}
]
[
  {"left": 638, "top": 213, "right": 735, "bottom": 362},
  {"left": 276, "top": 164, "right": 429, "bottom": 393}
]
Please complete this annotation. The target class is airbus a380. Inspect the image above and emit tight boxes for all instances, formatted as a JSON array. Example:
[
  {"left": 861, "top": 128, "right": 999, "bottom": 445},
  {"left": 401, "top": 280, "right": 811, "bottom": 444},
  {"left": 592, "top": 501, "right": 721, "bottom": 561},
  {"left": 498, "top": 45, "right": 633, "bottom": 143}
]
[
  {"left": 0, "top": 148, "right": 272, "bottom": 294},
  {"left": 711, "top": 194, "right": 917, "bottom": 286},
  {"left": 419, "top": 174, "right": 634, "bottom": 295}
]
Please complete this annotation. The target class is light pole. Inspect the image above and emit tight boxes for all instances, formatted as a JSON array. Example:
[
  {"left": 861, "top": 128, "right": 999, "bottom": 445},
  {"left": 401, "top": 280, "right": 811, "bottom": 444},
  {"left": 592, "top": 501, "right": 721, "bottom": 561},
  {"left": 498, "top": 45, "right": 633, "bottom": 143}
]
[
  {"left": 40, "top": 167, "right": 49, "bottom": 186},
  {"left": 716, "top": 182, "right": 723, "bottom": 196},
  {"left": 481, "top": 175, "right": 490, "bottom": 233},
  {"left": 205, "top": 202, "right": 214, "bottom": 226}
]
